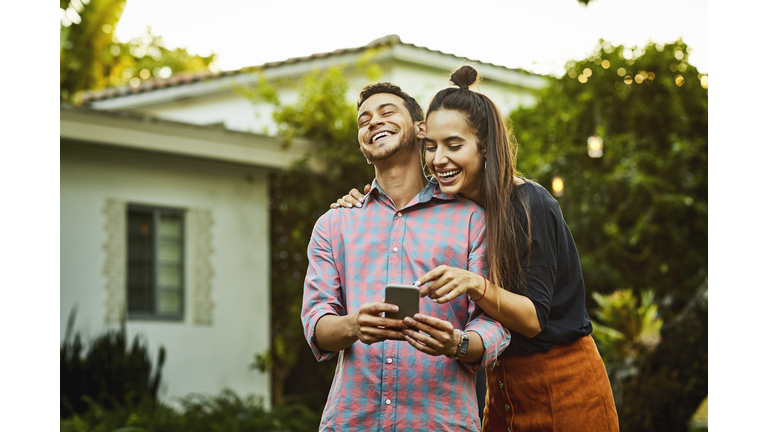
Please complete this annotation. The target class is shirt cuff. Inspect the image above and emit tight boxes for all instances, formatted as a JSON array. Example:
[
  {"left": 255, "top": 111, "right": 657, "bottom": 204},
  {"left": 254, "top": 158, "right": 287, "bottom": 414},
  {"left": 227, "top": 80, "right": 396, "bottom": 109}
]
[
  {"left": 463, "top": 318, "right": 511, "bottom": 374},
  {"left": 305, "top": 309, "right": 341, "bottom": 362}
]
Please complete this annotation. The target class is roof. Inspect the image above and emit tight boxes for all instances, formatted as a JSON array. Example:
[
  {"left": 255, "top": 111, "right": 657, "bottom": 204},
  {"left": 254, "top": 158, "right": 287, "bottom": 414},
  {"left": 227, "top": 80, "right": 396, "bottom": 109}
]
[
  {"left": 60, "top": 104, "right": 319, "bottom": 171},
  {"left": 82, "top": 35, "right": 542, "bottom": 104}
]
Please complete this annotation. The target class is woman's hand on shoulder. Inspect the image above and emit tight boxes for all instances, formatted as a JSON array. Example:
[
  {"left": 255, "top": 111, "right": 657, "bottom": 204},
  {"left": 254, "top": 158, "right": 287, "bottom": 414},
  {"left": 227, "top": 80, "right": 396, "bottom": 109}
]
[
  {"left": 330, "top": 184, "right": 371, "bottom": 209},
  {"left": 414, "top": 265, "right": 485, "bottom": 303}
]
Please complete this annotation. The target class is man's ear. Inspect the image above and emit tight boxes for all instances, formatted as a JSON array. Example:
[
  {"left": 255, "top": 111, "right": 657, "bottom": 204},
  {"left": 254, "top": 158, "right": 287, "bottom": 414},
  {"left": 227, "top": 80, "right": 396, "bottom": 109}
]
[{"left": 415, "top": 121, "right": 426, "bottom": 139}]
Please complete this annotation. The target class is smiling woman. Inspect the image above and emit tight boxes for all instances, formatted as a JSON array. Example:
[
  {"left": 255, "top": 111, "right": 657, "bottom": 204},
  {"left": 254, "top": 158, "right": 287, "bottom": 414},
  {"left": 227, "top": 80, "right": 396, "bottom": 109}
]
[{"left": 424, "top": 109, "right": 485, "bottom": 202}]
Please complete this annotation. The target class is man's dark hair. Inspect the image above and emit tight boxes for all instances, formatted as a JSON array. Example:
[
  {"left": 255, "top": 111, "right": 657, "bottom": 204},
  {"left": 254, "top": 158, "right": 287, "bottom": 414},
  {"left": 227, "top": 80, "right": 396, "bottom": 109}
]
[{"left": 357, "top": 82, "right": 424, "bottom": 122}]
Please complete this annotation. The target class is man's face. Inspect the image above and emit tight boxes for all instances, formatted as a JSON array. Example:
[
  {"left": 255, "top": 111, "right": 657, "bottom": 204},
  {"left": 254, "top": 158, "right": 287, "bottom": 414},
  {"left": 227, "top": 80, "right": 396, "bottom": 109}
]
[{"left": 357, "top": 93, "right": 417, "bottom": 162}]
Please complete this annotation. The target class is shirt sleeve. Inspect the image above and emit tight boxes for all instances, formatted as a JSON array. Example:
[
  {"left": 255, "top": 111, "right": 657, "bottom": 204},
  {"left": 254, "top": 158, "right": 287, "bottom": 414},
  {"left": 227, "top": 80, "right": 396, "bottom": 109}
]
[
  {"left": 301, "top": 212, "right": 346, "bottom": 362},
  {"left": 462, "top": 211, "right": 511, "bottom": 373},
  {"left": 520, "top": 187, "right": 561, "bottom": 332}
]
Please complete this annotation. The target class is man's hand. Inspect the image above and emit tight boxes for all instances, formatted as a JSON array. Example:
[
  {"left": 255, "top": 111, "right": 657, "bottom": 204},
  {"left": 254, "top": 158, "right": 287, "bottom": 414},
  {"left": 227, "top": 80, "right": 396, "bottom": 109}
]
[
  {"left": 402, "top": 314, "right": 460, "bottom": 357},
  {"left": 352, "top": 302, "right": 408, "bottom": 345}
]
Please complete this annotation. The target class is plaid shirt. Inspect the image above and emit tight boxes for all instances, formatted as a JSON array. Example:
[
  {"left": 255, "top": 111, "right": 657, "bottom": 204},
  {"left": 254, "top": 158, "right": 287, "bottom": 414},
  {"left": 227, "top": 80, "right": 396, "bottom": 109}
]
[{"left": 302, "top": 178, "right": 511, "bottom": 432}]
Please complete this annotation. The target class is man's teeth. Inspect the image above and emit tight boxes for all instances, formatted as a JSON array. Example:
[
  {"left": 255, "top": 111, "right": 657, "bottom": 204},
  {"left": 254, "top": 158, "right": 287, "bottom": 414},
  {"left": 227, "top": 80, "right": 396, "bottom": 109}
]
[
  {"left": 373, "top": 131, "right": 392, "bottom": 142},
  {"left": 438, "top": 169, "right": 461, "bottom": 178}
]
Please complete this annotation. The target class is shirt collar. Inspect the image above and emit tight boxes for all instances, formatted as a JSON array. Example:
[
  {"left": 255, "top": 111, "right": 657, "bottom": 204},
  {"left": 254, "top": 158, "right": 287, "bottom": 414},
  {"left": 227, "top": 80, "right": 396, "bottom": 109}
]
[{"left": 366, "top": 176, "right": 456, "bottom": 209}]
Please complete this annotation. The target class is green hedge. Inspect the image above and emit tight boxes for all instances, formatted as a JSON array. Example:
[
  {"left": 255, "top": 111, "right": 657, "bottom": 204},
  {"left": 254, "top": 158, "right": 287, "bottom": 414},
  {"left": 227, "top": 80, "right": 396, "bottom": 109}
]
[{"left": 60, "top": 390, "right": 321, "bottom": 432}]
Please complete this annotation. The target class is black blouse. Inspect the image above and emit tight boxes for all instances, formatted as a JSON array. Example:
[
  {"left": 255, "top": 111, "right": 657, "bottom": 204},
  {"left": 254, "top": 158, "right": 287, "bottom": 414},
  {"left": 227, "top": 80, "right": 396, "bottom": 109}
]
[{"left": 502, "top": 180, "right": 593, "bottom": 355}]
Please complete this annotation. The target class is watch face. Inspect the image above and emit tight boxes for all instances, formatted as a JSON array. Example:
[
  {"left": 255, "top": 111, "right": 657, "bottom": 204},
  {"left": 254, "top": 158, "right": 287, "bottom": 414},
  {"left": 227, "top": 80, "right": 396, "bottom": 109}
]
[{"left": 459, "top": 331, "right": 469, "bottom": 356}]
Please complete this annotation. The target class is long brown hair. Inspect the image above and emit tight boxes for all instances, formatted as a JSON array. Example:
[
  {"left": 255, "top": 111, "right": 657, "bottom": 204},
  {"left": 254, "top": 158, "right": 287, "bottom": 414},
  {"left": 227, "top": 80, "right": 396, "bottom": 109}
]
[{"left": 427, "top": 65, "right": 532, "bottom": 299}]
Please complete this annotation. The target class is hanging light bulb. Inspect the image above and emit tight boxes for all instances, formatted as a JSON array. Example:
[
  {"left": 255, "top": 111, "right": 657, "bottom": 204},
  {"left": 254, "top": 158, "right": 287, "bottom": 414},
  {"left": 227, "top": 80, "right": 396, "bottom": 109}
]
[
  {"left": 552, "top": 176, "right": 564, "bottom": 197},
  {"left": 588, "top": 135, "right": 603, "bottom": 158}
]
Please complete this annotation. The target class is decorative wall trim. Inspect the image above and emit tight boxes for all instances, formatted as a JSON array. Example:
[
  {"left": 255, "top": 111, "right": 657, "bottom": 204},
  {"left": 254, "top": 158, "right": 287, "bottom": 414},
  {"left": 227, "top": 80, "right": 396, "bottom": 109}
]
[
  {"left": 190, "top": 208, "right": 215, "bottom": 325},
  {"left": 103, "top": 198, "right": 127, "bottom": 323}
]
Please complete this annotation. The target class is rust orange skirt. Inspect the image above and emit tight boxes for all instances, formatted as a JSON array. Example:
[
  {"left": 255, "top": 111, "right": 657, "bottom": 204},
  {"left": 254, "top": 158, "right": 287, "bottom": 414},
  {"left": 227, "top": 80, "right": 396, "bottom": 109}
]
[{"left": 482, "top": 335, "right": 619, "bottom": 432}]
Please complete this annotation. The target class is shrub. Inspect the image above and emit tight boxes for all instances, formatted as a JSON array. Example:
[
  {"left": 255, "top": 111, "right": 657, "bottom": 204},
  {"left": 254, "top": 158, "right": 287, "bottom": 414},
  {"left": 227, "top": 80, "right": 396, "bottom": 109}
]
[
  {"left": 60, "top": 308, "right": 165, "bottom": 418},
  {"left": 59, "top": 390, "right": 321, "bottom": 432}
]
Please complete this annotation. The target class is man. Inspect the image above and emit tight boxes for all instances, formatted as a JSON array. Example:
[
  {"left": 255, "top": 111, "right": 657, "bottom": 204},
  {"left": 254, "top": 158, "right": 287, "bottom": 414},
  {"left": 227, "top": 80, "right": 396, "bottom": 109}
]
[{"left": 301, "top": 83, "right": 510, "bottom": 431}]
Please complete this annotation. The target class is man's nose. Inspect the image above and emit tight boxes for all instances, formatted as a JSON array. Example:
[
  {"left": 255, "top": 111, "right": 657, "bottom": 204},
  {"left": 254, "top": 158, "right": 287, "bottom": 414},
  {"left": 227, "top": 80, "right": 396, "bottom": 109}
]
[{"left": 368, "top": 115, "right": 384, "bottom": 129}]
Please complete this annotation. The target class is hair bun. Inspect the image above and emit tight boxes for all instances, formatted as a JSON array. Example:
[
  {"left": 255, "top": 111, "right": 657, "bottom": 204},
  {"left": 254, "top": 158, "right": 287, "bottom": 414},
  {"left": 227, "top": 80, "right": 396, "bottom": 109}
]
[{"left": 450, "top": 65, "right": 480, "bottom": 90}]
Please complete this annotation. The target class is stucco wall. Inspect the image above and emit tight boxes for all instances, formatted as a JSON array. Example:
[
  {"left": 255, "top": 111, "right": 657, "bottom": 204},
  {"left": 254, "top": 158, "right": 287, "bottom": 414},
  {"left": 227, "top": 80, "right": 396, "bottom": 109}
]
[
  {"left": 60, "top": 142, "right": 271, "bottom": 403},
  {"left": 127, "top": 61, "right": 540, "bottom": 138}
]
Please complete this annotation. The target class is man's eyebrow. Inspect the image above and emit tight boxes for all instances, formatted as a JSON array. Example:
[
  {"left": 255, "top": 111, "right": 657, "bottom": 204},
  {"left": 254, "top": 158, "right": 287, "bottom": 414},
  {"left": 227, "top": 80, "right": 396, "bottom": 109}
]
[{"left": 358, "top": 102, "right": 401, "bottom": 121}]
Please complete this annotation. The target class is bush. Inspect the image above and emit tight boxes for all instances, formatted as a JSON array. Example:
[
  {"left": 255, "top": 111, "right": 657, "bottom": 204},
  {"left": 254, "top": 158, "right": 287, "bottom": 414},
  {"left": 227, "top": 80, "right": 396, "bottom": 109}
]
[
  {"left": 60, "top": 308, "right": 165, "bottom": 418},
  {"left": 59, "top": 390, "right": 321, "bottom": 432}
]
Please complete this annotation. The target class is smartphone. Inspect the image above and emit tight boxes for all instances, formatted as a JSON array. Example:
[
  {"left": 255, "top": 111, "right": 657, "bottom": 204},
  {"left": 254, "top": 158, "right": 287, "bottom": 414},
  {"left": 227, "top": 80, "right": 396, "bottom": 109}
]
[{"left": 384, "top": 284, "right": 420, "bottom": 320}]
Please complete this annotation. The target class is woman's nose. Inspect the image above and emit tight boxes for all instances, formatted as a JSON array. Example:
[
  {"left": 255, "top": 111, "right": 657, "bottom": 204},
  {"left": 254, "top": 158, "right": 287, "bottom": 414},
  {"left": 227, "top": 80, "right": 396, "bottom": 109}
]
[{"left": 434, "top": 147, "right": 449, "bottom": 164}]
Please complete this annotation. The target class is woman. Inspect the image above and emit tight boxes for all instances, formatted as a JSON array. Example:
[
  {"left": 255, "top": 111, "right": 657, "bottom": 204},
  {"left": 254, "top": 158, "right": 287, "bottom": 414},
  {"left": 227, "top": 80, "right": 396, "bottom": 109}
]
[{"left": 333, "top": 65, "right": 619, "bottom": 432}]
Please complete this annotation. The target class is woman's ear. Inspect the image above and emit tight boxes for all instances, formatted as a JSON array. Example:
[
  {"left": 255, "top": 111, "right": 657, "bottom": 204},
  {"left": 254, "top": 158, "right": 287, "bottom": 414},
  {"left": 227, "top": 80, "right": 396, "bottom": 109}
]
[{"left": 415, "top": 121, "right": 426, "bottom": 139}]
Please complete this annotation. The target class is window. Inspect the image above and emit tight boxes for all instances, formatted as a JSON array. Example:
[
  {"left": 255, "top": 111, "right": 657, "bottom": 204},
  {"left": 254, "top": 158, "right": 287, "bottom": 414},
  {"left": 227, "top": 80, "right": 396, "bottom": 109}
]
[{"left": 127, "top": 205, "right": 185, "bottom": 320}]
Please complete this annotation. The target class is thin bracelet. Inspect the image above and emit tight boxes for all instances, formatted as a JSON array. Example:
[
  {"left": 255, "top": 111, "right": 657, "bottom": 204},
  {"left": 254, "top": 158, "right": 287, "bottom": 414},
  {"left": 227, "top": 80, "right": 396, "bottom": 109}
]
[{"left": 474, "top": 276, "right": 487, "bottom": 302}]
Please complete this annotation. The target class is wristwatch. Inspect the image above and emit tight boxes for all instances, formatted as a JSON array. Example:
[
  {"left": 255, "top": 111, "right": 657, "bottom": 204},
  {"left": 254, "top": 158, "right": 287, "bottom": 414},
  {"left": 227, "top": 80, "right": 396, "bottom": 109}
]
[{"left": 448, "top": 329, "right": 470, "bottom": 360}]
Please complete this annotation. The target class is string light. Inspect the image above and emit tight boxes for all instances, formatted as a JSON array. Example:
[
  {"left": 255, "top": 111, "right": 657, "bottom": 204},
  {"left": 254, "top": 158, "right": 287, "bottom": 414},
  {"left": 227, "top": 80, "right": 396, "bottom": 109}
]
[
  {"left": 588, "top": 136, "right": 603, "bottom": 158},
  {"left": 552, "top": 176, "right": 564, "bottom": 197}
]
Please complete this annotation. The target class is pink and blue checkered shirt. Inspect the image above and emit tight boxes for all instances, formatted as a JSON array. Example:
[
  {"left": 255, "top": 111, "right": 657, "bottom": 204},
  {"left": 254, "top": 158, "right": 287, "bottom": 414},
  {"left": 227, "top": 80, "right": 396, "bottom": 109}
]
[{"left": 302, "top": 178, "right": 511, "bottom": 432}]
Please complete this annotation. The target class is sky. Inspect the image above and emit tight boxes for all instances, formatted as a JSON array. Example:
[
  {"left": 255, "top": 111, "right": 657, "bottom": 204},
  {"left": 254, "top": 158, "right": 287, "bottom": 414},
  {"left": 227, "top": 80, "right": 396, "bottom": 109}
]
[{"left": 113, "top": 0, "right": 708, "bottom": 77}]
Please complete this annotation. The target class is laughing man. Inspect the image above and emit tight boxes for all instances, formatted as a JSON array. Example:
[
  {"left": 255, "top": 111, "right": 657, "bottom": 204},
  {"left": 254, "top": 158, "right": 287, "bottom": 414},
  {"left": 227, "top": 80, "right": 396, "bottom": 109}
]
[{"left": 301, "top": 82, "right": 510, "bottom": 431}]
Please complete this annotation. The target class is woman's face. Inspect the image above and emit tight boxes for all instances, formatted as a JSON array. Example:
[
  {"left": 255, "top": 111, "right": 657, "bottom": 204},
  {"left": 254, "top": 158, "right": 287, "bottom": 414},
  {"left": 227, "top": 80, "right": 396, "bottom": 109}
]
[{"left": 424, "top": 109, "right": 485, "bottom": 203}]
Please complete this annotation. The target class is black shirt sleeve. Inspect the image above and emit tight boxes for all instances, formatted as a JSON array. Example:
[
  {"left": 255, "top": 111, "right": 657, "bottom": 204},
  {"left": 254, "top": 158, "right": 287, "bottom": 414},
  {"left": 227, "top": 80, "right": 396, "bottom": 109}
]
[{"left": 503, "top": 181, "right": 593, "bottom": 355}]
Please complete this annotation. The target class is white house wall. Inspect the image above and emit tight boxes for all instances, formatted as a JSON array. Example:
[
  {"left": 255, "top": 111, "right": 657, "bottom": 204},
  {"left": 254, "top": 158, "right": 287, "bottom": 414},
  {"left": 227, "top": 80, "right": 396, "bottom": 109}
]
[
  {"left": 109, "top": 60, "right": 540, "bottom": 138},
  {"left": 387, "top": 62, "right": 540, "bottom": 116},
  {"left": 60, "top": 142, "right": 271, "bottom": 404},
  {"left": 135, "top": 84, "right": 303, "bottom": 136}
]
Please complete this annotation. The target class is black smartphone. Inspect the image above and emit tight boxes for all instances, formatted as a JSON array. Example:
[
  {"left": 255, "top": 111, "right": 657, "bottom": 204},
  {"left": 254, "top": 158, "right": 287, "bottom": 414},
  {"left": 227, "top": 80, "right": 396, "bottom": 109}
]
[{"left": 384, "top": 284, "right": 420, "bottom": 320}]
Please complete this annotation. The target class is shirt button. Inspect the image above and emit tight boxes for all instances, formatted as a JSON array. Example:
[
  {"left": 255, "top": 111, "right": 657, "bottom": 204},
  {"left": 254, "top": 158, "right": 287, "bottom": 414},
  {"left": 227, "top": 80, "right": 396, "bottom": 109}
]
[
  {"left": 393, "top": 246, "right": 398, "bottom": 252},
  {"left": 505, "top": 404, "right": 510, "bottom": 412},
  {"left": 499, "top": 381, "right": 504, "bottom": 389},
  {"left": 385, "top": 399, "right": 392, "bottom": 405},
  {"left": 386, "top": 358, "right": 393, "bottom": 364},
  {"left": 397, "top": 212, "right": 402, "bottom": 218}
]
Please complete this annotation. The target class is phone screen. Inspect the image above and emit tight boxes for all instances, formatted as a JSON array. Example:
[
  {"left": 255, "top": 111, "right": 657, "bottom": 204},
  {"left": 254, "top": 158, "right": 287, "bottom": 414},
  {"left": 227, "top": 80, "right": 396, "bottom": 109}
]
[{"left": 384, "top": 284, "right": 420, "bottom": 320}]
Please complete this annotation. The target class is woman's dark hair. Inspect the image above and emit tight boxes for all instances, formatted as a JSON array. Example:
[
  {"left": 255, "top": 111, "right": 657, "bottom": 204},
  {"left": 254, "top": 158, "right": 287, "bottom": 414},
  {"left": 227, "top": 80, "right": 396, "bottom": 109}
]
[{"left": 427, "top": 65, "right": 532, "bottom": 300}]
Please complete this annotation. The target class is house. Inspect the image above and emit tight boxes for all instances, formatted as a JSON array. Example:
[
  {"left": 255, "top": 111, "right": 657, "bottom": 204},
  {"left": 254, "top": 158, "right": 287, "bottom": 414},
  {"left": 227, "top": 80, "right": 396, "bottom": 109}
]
[{"left": 61, "top": 35, "right": 547, "bottom": 404}]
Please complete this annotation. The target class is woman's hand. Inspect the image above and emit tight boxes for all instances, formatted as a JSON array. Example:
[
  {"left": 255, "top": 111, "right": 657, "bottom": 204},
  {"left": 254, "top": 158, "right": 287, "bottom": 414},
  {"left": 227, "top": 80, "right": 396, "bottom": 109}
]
[
  {"left": 414, "top": 265, "right": 485, "bottom": 303},
  {"left": 330, "top": 184, "right": 371, "bottom": 209}
]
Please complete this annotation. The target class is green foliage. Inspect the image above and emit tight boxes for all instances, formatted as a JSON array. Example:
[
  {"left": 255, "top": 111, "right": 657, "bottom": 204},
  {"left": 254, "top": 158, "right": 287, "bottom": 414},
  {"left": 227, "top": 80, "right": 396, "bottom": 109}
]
[
  {"left": 60, "top": 1, "right": 215, "bottom": 103},
  {"left": 510, "top": 39, "right": 707, "bottom": 431},
  {"left": 60, "top": 0, "right": 126, "bottom": 102},
  {"left": 60, "top": 308, "right": 165, "bottom": 418},
  {"left": 590, "top": 289, "right": 663, "bottom": 411},
  {"left": 591, "top": 289, "right": 663, "bottom": 366},
  {"left": 60, "top": 390, "right": 321, "bottom": 432},
  {"left": 242, "top": 66, "right": 374, "bottom": 408},
  {"left": 514, "top": 39, "right": 707, "bottom": 309}
]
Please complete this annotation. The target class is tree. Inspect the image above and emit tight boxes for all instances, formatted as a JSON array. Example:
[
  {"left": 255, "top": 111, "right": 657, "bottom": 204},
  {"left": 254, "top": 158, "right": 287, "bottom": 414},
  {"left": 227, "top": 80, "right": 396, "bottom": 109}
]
[
  {"left": 60, "top": 0, "right": 215, "bottom": 104},
  {"left": 511, "top": 39, "right": 707, "bottom": 431}
]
